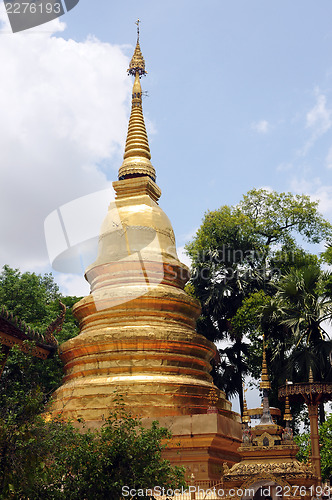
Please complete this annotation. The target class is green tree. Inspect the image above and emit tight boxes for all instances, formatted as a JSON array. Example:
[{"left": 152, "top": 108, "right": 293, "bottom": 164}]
[
  {"left": 322, "top": 242, "right": 332, "bottom": 301},
  {"left": 185, "top": 189, "right": 332, "bottom": 414},
  {"left": 0, "top": 266, "right": 80, "bottom": 421},
  {"left": 0, "top": 395, "right": 185, "bottom": 500},
  {"left": 294, "top": 413, "right": 332, "bottom": 481},
  {"left": 262, "top": 266, "right": 332, "bottom": 421},
  {"left": 228, "top": 289, "right": 293, "bottom": 411},
  {"left": 0, "top": 264, "right": 78, "bottom": 337},
  {"left": 239, "top": 189, "right": 331, "bottom": 246}
]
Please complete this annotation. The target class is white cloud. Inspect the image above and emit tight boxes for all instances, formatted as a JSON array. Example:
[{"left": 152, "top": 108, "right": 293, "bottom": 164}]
[
  {"left": 0, "top": 3, "right": 132, "bottom": 283},
  {"left": 306, "top": 92, "right": 331, "bottom": 131},
  {"left": 251, "top": 119, "right": 270, "bottom": 134},
  {"left": 258, "top": 185, "right": 274, "bottom": 193},
  {"left": 290, "top": 177, "right": 332, "bottom": 218},
  {"left": 276, "top": 162, "right": 293, "bottom": 172},
  {"left": 177, "top": 246, "right": 192, "bottom": 269},
  {"left": 326, "top": 146, "right": 332, "bottom": 169},
  {"left": 310, "top": 185, "right": 332, "bottom": 216},
  {"left": 301, "top": 90, "right": 332, "bottom": 155},
  {"left": 54, "top": 272, "right": 90, "bottom": 297},
  {"left": 144, "top": 115, "right": 157, "bottom": 137}
]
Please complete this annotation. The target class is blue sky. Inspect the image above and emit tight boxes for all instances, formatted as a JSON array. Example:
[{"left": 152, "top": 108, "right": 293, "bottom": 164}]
[
  {"left": 65, "top": 0, "right": 332, "bottom": 251},
  {"left": 1, "top": 0, "right": 332, "bottom": 413}
]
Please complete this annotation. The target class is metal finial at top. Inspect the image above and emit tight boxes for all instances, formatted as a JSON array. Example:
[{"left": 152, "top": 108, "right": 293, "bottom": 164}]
[
  {"left": 128, "top": 19, "right": 147, "bottom": 77},
  {"left": 118, "top": 21, "right": 156, "bottom": 182}
]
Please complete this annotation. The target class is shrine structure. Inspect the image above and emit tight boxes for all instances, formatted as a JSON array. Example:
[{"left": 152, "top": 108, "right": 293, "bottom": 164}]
[
  {"left": 278, "top": 370, "right": 332, "bottom": 485},
  {"left": 221, "top": 340, "right": 318, "bottom": 500}
]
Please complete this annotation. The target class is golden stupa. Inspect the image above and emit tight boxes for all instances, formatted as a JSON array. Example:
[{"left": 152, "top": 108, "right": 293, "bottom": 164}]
[{"left": 50, "top": 24, "right": 241, "bottom": 480}]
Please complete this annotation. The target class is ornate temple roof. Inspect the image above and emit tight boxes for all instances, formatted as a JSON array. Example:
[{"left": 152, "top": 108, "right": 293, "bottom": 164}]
[
  {"left": 221, "top": 335, "right": 317, "bottom": 493},
  {"left": 222, "top": 459, "right": 315, "bottom": 483},
  {"left": 0, "top": 302, "right": 65, "bottom": 375}
]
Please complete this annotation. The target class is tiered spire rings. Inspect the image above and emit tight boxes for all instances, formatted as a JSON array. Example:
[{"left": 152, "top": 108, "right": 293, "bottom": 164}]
[
  {"left": 260, "top": 334, "right": 271, "bottom": 390},
  {"left": 284, "top": 394, "right": 293, "bottom": 422},
  {"left": 242, "top": 383, "right": 250, "bottom": 424},
  {"left": 118, "top": 20, "right": 156, "bottom": 182},
  {"left": 259, "top": 334, "right": 274, "bottom": 425}
]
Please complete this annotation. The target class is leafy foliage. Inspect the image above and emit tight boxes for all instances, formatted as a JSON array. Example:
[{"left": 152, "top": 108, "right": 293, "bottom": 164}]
[
  {"left": 294, "top": 413, "right": 332, "bottom": 481},
  {"left": 239, "top": 189, "right": 332, "bottom": 246},
  {"left": 0, "top": 265, "right": 59, "bottom": 326},
  {"left": 185, "top": 188, "right": 332, "bottom": 414},
  {"left": 0, "top": 266, "right": 82, "bottom": 484},
  {"left": 0, "top": 265, "right": 80, "bottom": 413},
  {"left": 0, "top": 394, "right": 185, "bottom": 499},
  {"left": 263, "top": 266, "right": 332, "bottom": 384}
]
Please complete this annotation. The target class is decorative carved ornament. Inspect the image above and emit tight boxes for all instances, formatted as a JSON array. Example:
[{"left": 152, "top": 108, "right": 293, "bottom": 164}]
[{"left": 223, "top": 460, "right": 315, "bottom": 481}]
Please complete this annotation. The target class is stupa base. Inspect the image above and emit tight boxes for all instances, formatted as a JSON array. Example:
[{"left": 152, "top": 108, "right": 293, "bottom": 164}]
[{"left": 142, "top": 413, "right": 242, "bottom": 483}]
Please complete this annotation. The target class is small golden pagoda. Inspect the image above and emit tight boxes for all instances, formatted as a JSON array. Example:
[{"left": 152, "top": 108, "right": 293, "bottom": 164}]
[
  {"left": 50, "top": 23, "right": 241, "bottom": 479},
  {"left": 221, "top": 338, "right": 317, "bottom": 500}
]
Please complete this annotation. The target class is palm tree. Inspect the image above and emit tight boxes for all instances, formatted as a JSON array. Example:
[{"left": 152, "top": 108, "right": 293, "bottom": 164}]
[
  {"left": 276, "top": 267, "right": 332, "bottom": 344},
  {"left": 193, "top": 255, "right": 256, "bottom": 416},
  {"left": 264, "top": 266, "right": 332, "bottom": 421}
]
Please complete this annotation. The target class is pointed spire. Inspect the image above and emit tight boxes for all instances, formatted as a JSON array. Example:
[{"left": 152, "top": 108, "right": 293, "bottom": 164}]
[
  {"left": 260, "top": 334, "right": 271, "bottom": 390},
  {"left": 309, "top": 366, "right": 314, "bottom": 383},
  {"left": 128, "top": 19, "right": 147, "bottom": 77},
  {"left": 242, "top": 383, "right": 250, "bottom": 424},
  {"left": 259, "top": 335, "right": 274, "bottom": 425},
  {"left": 284, "top": 394, "right": 292, "bottom": 422},
  {"left": 118, "top": 20, "right": 156, "bottom": 182}
]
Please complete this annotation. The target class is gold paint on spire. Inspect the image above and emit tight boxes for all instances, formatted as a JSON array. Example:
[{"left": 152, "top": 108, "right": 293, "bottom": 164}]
[
  {"left": 118, "top": 20, "right": 156, "bottom": 182},
  {"left": 242, "top": 384, "right": 250, "bottom": 423},
  {"left": 284, "top": 394, "right": 292, "bottom": 422},
  {"left": 260, "top": 334, "right": 271, "bottom": 390},
  {"left": 309, "top": 366, "right": 314, "bottom": 383},
  {"left": 48, "top": 23, "right": 240, "bottom": 443}
]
